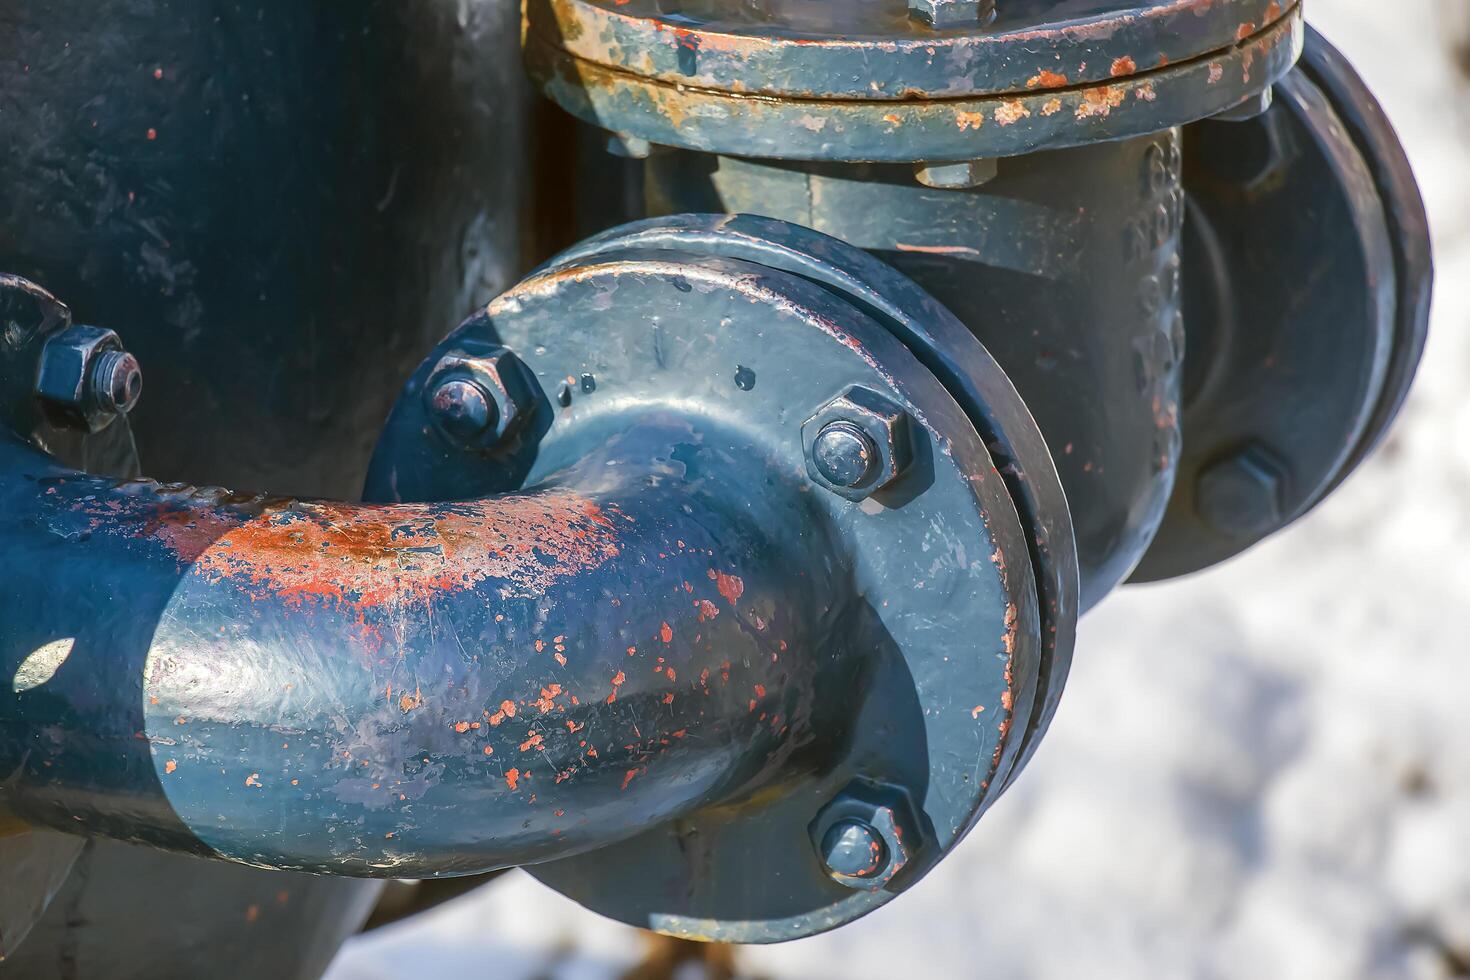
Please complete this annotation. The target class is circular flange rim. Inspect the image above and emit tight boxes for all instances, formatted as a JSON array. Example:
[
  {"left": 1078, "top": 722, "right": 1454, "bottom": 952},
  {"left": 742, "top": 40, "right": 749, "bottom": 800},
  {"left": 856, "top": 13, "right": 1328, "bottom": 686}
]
[
  {"left": 527, "top": 9, "right": 1304, "bottom": 162},
  {"left": 527, "top": 0, "right": 1295, "bottom": 102}
]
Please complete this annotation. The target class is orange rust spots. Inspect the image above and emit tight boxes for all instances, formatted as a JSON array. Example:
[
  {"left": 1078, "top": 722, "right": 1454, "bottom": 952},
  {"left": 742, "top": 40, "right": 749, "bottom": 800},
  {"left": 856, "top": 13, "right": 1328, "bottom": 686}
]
[
  {"left": 164, "top": 759, "right": 177, "bottom": 774},
  {"left": 754, "top": 684, "right": 766, "bottom": 698},
  {"left": 607, "top": 670, "right": 627, "bottom": 704},
  {"left": 533, "top": 684, "right": 563, "bottom": 713},
  {"left": 554, "top": 653, "right": 567, "bottom": 666},
  {"left": 621, "top": 768, "right": 641, "bottom": 790},
  {"left": 1236, "top": 21, "right": 1257, "bottom": 41},
  {"left": 1001, "top": 691, "right": 1014, "bottom": 711},
  {"left": 1003, "top": 602, "right": 1019, "bottom": 655},
  {"left": 454, "top": 721, "right": 470, "bottom": 733},
  {"left": 1027, "top": 69, "right": 1068, "bottom": 89},
  {"left": 1208, "top": 62, "right": 1224, "bottom": 84},
  {"left": 554, "top": 809, "right": 565, "bottom": 817},
  {"left": 699, "top": 667, "right": 710, "bottom": 687},
  {"left": 156, "top": 490, "right": 620, "bottom": 623},
  {"left": 972, "top": 705, "right": 985, "bottom": 719},
  {"left": 520, "top": 732, "right": 545, "bottom": 752},
  {"left": 695, "top": 598, "right": 719, "bottom": 621},
  {"left": 994, "top": 100, "right": 1030, "bottom": 126},
  {"left": 291, "top": 778, "right": 299, "bottom": 785},
  {"left": 245, "top": 773, "right": 262, "bottom": 788},
  {"left": 566, "top": 719, "right": 584, "bottom": 733},
  {"left": 659, "top": 621, "right": 673, "bottom": 643},
  {"left": 1076, "top": 85, "right": 1126, "bottom": 120},
  {"left": 662, "top": 693, "right": 674, "bottom": 704},
  {"left": 882, "top": 113, "right": 901, "bottom": 126},
  {"left": 748, "top": 700, "right": 757, "bottom": 712},
  {"left": 399, "top": 685, "right": 423, "bottom": 713},
  {"left": 146, "top": 127, "right": 157, "bottom": 140},
  {"left": 385, "top": 831, "right": 395, "bottom": 839},
  {"left": 245, "top": 904, "right": 259, "bottom": 923},
  {"left": 672, "top": 729, "right": 687, "bottom": 739},
  {"left": 471, "top": 721, "right": 481, "bottom": 730},
  {"left": 152, "top": 67, "right": 163, "bottom": 79},
  {"left": 955, "top": 110, "right": 985, "bottom": 132},
  {"left": 150, "top": 695, "right": 159, "bottom": 705},
  {"left": 709, "top": 569, "right": 745, "bottom": 606},
  {"left": 665, "top": 667, "right": 676, "bottom": 682},
  {"left": 682, "top": 581, "right": 692, "bottom": 593},
  {"left": 1265, "top": 0, "right": 1282, "bottom": 19},
  {"left": 489, "top": 708, "right": 507, "bottom": 726},
  {"left": 175, "top": 716, "right": 187, "bottom": 725},
  {"left": 535, "top": 639, "right": 545, "bottom": 653},
  {"left": 505, "top": 768, "right": 520, "bottom": 790},
  {"left": 1111, "top": 55, "right": 1137, "bottom": 77},
  {"left": 1041, "top": 97, "right": 1063, "bottom": 117},
  {"left": 626, "top": 645, "right": 637, "bottom": 656},
  {"left": 586, "top": 747, "right": 599, "bottom": 758},
  {"left": 501, "top": 699, "right": 517, "bottom": 718},
  {"left": 553, "top": 635, "right": 564, "bottom": 644}
]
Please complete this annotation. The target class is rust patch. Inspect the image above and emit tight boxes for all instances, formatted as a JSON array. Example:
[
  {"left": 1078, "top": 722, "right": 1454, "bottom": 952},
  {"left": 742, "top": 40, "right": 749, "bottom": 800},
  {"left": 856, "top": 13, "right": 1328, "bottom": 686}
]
[
  {"left": 147, "top": 489, "right": 621, "bottom": 621},
  {"left": 1026, "top": 69, "right": 1069, "bottom": 89},
  {"left": 708, "top": 569, "right": 745, "bottom": 606},
  {"left": 1110, "top": 56, "right": 1137, "bottom": 77}
]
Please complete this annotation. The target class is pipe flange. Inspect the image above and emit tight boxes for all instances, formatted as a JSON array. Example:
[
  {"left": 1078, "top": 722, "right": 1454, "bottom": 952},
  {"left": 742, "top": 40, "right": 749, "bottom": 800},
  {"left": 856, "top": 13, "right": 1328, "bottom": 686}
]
[
  {"left": 525, "top": 0, "right": 1304, "bottom": 161},
  {"left": 1133, "top": 28, "right": 1432, "bottom": 581},
  {"left": 367, "top": 215, "right": 1074, "bottom": 940}
]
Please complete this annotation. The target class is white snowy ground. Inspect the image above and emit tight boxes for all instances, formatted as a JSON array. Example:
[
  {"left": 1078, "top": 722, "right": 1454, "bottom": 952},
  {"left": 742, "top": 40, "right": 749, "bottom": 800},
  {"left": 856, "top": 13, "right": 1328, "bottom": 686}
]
[{"left": 326, "top": 2, "right": 1470, "bottom": 977}]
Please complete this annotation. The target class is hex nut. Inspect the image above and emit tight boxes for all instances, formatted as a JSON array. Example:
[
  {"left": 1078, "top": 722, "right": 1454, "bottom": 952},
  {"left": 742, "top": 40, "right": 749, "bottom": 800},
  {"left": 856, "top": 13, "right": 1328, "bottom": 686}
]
[
  {"left": 915, "top": 159, "right": 998, "bottom": 190},
  {"left": 802, "top": 386, "right": 916, "bottom": 501},
  {"left": 909, "top": 0, "right": 994, "bottom": 29},
  {"left": 808, "top": 780, "right": 925, "bottom": 891},
  {"left": 1195, "top": 443, "right": 1290, "bottom": 537},
  {"left": 35, "top": 324, "right": 139, "bottom": 433},
  {"left": 423, "top": 343, "right": 533, "bottom": 449}
]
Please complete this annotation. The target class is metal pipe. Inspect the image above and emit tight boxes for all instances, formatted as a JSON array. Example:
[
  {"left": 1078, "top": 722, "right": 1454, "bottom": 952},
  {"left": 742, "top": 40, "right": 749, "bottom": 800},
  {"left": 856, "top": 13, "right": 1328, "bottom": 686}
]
[{"left": 0, "top": 417, "right": 854, "bottom": 876}]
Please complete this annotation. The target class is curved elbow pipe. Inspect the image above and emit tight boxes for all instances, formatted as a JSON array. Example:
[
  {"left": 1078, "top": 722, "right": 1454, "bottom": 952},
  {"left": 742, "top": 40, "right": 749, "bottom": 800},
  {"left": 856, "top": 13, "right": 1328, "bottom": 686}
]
[{"left": 0, "top": 421, "right": 852, "bottom": 876}]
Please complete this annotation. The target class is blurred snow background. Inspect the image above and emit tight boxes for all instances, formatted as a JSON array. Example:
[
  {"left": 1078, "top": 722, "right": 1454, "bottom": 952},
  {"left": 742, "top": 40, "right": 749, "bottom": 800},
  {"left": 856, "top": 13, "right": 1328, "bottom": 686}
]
[{"left": 326, "top": 1, "right": 1470, "bottom": 977}]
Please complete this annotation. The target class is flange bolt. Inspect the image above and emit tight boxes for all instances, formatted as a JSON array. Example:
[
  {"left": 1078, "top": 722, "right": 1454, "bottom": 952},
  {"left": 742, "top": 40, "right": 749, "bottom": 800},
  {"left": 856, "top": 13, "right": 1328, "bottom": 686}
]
[
  {"left": 812, "top": 421, "right": 878, "bottom": 489},
  {"left": 91, "top": 350, "right": 143, "bottom": 417},
  {"left": 819, "top": 818, "right": 889, "bottom": 880},
  {"left": 428, "top": 378, "right": 497, "bottom": 442}
]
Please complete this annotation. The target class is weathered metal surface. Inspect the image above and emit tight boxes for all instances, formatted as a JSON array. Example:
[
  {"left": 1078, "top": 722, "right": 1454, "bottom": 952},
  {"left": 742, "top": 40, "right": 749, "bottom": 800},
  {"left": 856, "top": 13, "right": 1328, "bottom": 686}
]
[
  {"left": 528, "top": 0, "right": 1295, "bottom": 100},
  {"left": 527, "top": 1, "right": 1303, "bottom": 161},
  {"left": 369, "top": 218, "right": 1057, "bottom": 940},
  {"left": 0, "top": 841, "right": 380, "bottom": 980},
  {"left": 533, "top": 212, "right": 1077, "bottom": 790},
  {"left": 0, "top": 0, "right": 532, "bottom": 499},
  {"left": 647, "top": 133, "right": 1184, "bottom": 610},
  {"left": 1132, "top": 28, "right": 1431, "bottom": 580}
]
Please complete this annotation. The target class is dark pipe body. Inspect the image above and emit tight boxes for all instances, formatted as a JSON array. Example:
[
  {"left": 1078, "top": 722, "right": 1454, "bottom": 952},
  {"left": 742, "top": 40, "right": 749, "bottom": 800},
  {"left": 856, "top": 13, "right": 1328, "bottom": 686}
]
[
  {"left": 647, "top": 132, "right": 1184, "bottom": 609},
  {"left": 0, "top": 419, "right": 851, "bottom": 875}
]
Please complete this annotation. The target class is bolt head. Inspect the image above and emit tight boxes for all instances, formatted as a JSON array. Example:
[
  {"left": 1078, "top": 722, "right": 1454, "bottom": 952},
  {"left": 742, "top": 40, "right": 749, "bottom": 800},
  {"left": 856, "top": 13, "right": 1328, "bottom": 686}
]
[
  {"left": 801, "top": 386, "right": 916, "bottom": 501},
  {"left": 423, "top": 344, "right": 534, "bottom": 449},
  {"left": 35, "top": 324, "right": 138, "bottom": 433},
  {"left": 429, "top": 378, "right": 497, "bottom": 441},
  {"left": 909, "top": 0, "right": 994, "bottom": 29},
  {"left": 915, "top": 159, "right": 998, "bottom": 190},
  {"left": 809, "top": 780, "right": 925, "bottom": 891},
  {"left": 1195, "top": 444, "right": 1289, "bottom": 537},
  {"left": 812, "top": 421, "right": 878, "bottom": 489},
  {"left": 92, "top": 350, "right": 143, "bottom": 416},
  {"left": 819, "top": 818, "right": 889, "bottom": 880}
]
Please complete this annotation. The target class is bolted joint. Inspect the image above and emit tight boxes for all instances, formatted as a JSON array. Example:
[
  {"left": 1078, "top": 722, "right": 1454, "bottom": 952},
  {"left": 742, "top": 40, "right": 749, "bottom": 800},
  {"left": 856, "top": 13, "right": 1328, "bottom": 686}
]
[
  {"left": 35, "top": 323, "right": 143, "bottom": 433},
  {"left": 1195, "top": 443, "right": 1290, "bottom": 537},
  {"left": 802, "top": 386, "right": 916, "bottom": 501},
  {"left": 809, "top": 780, "right": 926, "bottom": 891},
  {"left": 423, "top": 343, "right": 534, "bottom": 450},
  {"left": 909, "top": 0, "right": 995, "bottom": 29}
]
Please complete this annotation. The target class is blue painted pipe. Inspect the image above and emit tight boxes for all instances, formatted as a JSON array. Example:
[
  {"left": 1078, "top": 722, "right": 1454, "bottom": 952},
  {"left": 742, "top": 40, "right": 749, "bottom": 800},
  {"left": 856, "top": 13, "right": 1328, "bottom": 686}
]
[{"left": 0, "top": 418, "right": 854, "bottom": 876}]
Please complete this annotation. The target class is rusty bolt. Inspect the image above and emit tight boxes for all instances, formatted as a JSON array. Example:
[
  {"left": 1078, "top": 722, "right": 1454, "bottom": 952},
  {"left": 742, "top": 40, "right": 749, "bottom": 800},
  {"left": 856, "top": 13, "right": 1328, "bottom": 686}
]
[
  {"left": 1195, "top": 443, "right": 1290, "bottom": 537},
  {"left": 909, "top": 0, "right": 995, "bottom": 29},
  {"left": 809, "top": 780, "right": 924, "bottom": 891},
  {"left": 423, "top": 343, "right": 533, "bottom": 450},
  {"left": 35, "top": 324, "right": 144, "bottom": 433},
  {"left": 801, "top": 385, "right": 916, "bottom": 501},
  {"left": 915, "top": 159, "right": 998, "bottom": 190}
]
